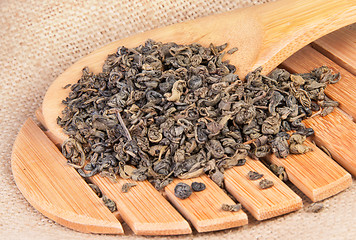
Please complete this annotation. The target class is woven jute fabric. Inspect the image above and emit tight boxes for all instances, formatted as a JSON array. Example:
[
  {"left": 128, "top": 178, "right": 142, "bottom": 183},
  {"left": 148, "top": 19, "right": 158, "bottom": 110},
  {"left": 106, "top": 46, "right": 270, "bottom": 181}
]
[{"left": 0, "top": 1, "right": 355, "bottom": 239}]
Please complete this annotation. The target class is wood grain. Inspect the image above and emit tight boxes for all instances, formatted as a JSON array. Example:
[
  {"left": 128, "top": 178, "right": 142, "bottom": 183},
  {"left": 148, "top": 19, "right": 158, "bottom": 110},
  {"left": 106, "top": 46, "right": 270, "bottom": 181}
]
[
  {"left": 224, "top": 158, "right": 302, "bottom": 221},
  {"left": 35, "top": 108, "right": 62, "bottom": 146},
  {"left": 91, "top": 176, "right": 192, "bottom": 235},
  {"left": 304, "top": 108, "right": 356, "bottom": 176},
  {"left": 165, "top": 175, "right": 248, "bottom": 232},
  {"left": 253, "top": 0, "right": 356, "bottom": 74},
  {"left": 266, "top": 141, "right": 352, "bottom": 202},
  {"left": 11, "top": 119, "right": 124, "bottom": 234},
  {"left": 312, "top": 27, "right": 356, "bottom": 75},
  {"left": 281, "top": 45, "right": 356, "bottom": 120}
]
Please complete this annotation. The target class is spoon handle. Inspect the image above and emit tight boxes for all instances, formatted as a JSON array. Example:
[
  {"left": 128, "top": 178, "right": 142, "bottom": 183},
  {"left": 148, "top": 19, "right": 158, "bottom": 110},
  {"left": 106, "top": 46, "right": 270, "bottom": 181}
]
[
  {"left": 171, "top": 0, "right": 356, "bottom": 76},
  {"left": 253, "top": 0, "right": 356, "bottom": 72}
]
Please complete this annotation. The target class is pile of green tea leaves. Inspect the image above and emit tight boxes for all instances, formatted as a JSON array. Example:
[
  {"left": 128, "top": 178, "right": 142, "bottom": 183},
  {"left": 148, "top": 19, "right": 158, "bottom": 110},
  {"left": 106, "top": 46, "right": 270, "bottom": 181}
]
[{"left": 58, "top": 39, "right": 340, "bottom": 189}]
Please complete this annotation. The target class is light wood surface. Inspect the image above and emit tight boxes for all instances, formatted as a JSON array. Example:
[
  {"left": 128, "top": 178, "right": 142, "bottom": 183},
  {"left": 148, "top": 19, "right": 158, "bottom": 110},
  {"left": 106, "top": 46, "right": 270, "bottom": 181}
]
[
  {"left": 165, "top": 175, "right": 248, "bottom": 232},
  {"left": 266, "top": 141, "right": 352, "bottom": 202},
  {"left": 11, "top": 119, "right": 124, "bottom": 234},
  {"left": 11, "top": 0, "right": 356, "bottom": 235},
  {"left": 224, "top": 158, "right": 302, "bottom": 221},
  {"left": 35, "top": 108, "right": 62, "bottom": 146},
  {"left": 281, "top": 45, "right": 356, "bottom": 120},
  {"left": 90, "top": 176, "right": 192, "bottom": 235},
  {"left": 304, "top": 108, "right": 356, "bottom": 177},
  {"left": 42, "top": 0, "right": 356, "bottom": 143},
  {"left": 312, "top": 27, "right": 356, "bottom": 76}
]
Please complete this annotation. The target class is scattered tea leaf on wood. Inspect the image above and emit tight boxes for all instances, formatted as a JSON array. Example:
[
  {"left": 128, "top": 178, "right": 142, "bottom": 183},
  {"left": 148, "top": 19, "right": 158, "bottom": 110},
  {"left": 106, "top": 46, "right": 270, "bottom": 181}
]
[
  {"left": 259, "top": 179, "right": 274, "bottom": 189},
  {"left": 191, "top": 182, "right": 206, "bottom": 192},
  {"left": 88, "top": 183, "right": 103, "bottom": 198},
  {"left": 221, "top": 203, "right": 241, "bottom": 212},
  {"left": 279, "top": 171, "right": 288, "bottom": 182},
  {"left": 227, "top": 47, "right": 238, "bottom": 54},
  {"left": 247, "top": 171, "right": 263, "bottom": 180},
  {"left": 102, "top": 196, "right": 117, "bottom": 212},
  {"left": 88, "top": 183, "right": 102, "bottom": 197},
  {"left": 269, "top": 164, "right": 288, "bottom": 182},
  {"left": 122, "top": 182, "right": 137, "bottom": 193},
  {"left": 174, "top": 182, "right": 192, "bottom": 199},
  {"left": 289, "top": 133, "right": 312, "bottom": 154}
]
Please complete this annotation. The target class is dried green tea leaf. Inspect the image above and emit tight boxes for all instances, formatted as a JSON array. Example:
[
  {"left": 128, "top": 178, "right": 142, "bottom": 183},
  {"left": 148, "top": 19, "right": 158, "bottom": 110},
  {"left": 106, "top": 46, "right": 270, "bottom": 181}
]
[
  {"left": 305, "top": 203, "right": 324, "bottom": 213},
  {"left": 227, "top": 47, "right": 238, "bottom": 54},
  {"left": 259, "top": 179, "right": 274, "bottom": 189},
  {"left": 222, "top": 203, "right": 241, "bottom": 212},
  {"left": 191, "top": 182, "right": 206, "bottom": 192},
  {"left": 102, "top": 196, "right": 117, "bottom": 212},
  {"left": 174, "top": 182, "right": 192, "bottom": 199},
  {"left": 247, "top": 171, "right": 263, "bottom": 180},
  {"left": 289, "top": 133, "right": 312, "bottom": 154},
  {"left": 178, "top": 168, "right": 204, "bottom": 179},
  {"left": 88, "top": 183, "right": 102, "bottom": 198},
  {"left": 122, "top": 182, "right": 137, "bottom": 193},
  {"left": 290, "top": 74, "right": 305, "bottom": 86},
  {"left": 211, "top": 169, "right": 224, "bottom": 187}
]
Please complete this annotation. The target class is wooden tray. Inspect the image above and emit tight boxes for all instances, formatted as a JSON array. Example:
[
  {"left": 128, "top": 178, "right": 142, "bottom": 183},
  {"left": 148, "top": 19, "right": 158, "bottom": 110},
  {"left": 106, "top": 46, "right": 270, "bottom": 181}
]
[{"left": 11, "top": 26, "right": 355, "bottom": 235}]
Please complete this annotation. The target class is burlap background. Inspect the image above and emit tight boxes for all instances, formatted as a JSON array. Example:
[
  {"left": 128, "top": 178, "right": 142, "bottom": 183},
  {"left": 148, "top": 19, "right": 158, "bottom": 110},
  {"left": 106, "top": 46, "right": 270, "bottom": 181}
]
[{"left": 0, "top": 1, "right": 355, "bottom": 239}]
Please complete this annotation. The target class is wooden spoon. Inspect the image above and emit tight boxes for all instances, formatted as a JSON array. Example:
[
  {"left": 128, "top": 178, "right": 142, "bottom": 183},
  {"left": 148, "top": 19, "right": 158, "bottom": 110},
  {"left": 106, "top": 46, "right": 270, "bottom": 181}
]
[
  {"left": 14, "top": 0, "right": 356, "bottom": 235},
  {"left": 42, "top": 0, "right": 356, "bottom": 142}
]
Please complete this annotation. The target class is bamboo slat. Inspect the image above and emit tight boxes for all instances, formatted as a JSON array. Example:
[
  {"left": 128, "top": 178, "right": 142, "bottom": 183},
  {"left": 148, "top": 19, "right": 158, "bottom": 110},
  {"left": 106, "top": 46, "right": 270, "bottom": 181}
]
[
  {"left": 312, "top": 27, "right": 356, "bottom": 75},
  {"left": 11, "top": 119, "right": 124, "bottom": 234},
  {"left": 91, "top": 176, "right": 191, "bottom": 235},
  {"left": 224, "top": 158, "right": 303, "bottom": 221},
  {"left": 266, "top": 141, "right": 352, "bottom": 202},
  {"left": 165, "top": 175, "right": 248, "bottom": 232},
  {"left": 281, "top": 45, "right": 356, "bottom": 120},
  {"left": 304, "top": 108, "right": 356, "bottom": 176}
]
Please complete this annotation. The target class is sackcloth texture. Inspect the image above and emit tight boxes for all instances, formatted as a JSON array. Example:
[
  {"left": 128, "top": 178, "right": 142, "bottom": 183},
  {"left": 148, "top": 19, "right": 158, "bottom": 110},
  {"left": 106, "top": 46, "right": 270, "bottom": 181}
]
[{"left": 0, "top": 0, "right": 355, "bottom": 239}]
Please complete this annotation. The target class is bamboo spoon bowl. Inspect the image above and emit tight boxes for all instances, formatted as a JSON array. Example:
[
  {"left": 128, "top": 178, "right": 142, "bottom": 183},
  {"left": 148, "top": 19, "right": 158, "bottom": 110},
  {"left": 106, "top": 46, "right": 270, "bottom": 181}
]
[{"left": 42, "top": 0, "right": 356, "bottom": 142}]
